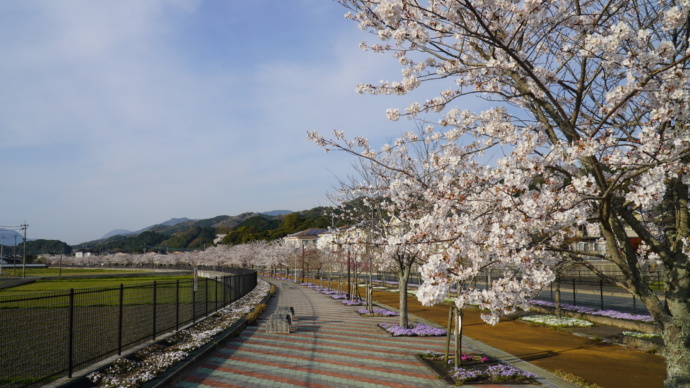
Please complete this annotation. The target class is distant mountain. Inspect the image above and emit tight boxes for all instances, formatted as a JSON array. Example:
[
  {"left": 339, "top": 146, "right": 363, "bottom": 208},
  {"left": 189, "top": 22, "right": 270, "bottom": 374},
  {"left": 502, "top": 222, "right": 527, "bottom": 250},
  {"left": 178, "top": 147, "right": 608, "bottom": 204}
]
[
  {"left": 72, "top": 207, "right": 334, "bottom": 252},
  {"left": 145, "top": 214, "right": 259, "bottom": 235},
  {"left": 101, "top": 229, "right": 134, "bottom": 239},
  {"left": 160, "top": 218, "right": 192, "bottom": 227},
  {"left": 100, "top": 218, "right": 194, "bottom": 239},
  {"left": 0, "top": 228, "right": 26, "bottom": 246},
  {"left": 261, "top": 210, "right": 293, "bottom": 216},
  {"left": 73, "top": 213, "right": 262, "bottom": 251}
]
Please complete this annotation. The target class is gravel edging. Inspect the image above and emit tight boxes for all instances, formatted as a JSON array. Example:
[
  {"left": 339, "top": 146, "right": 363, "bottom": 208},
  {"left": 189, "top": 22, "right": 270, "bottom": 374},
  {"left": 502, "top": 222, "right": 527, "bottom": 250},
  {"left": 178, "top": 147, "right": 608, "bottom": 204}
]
[
  {"left": 142, "top": 292, "right": 271, "bottom": 388},
  {"left": 53, "top": 291, "right": 271, "bottom": 388}
]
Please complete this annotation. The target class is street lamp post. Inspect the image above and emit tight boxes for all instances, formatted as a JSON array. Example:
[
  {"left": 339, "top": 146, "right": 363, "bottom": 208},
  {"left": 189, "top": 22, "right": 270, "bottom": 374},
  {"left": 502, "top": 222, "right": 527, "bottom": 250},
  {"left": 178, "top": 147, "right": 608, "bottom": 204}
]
[
  {"left": 347, "top": 248, "right": 351, "bottom": 300},
  {"left": 301, "top": 242, "right": 305, "bottom": 284},
  {"left": 293, "top": 246, "right": 298, "bottom": 283}
]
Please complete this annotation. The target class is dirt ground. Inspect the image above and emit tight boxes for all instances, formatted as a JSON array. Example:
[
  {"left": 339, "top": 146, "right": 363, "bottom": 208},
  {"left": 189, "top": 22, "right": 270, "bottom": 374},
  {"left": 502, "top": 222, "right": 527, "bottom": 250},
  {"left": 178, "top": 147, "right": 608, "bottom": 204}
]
[{"left": 366, "top": 289, "right": 666, "bottom": 388}]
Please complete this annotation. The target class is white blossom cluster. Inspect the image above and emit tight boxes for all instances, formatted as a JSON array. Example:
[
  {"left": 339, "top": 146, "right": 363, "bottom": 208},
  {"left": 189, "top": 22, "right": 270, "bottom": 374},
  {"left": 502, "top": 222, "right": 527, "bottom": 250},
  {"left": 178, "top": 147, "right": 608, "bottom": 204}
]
[{"left": 311, "top": 0, "right": 690, "bottom": 334}]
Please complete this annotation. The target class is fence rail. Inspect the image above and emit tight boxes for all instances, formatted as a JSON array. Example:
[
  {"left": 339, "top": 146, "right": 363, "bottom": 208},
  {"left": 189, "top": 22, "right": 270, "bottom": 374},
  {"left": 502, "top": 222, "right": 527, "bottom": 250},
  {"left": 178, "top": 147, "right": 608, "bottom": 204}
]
[
  {"left": 0, "top": 266, "right": 257, "bottom": 387},
  {"left": 288, "top": 267, "right": 662, "bottom": 316}
]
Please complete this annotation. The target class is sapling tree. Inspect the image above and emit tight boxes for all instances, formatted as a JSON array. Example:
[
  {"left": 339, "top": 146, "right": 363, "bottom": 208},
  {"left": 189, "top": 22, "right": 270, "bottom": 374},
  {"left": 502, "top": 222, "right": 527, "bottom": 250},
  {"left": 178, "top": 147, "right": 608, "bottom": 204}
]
[
  {"left": 321, "top": 147, "right": 443, "bottom": 327},
  {"left": 311, "top": 1, "right": 690, "bottom": 385}
]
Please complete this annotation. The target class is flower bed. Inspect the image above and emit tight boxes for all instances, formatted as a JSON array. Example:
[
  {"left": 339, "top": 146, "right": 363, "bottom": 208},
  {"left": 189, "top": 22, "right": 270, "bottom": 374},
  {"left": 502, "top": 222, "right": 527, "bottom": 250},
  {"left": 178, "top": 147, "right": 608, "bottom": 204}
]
[
  {"left": 379, "top": 323, "right": 446, "bottom": 336},
  {"left": 330, "top": 294, "right": 347, "bottom": 299},
  {"left": 623, "top": 331, "right": 660, "bottom": 340},
  {"left": 341, "top": 299, "right": 363, "bottom": 306},
  {"left": 420, "top": 351, "right": 537, "bottom": 385},
  {"left": 521, "top": 314, "right": 594, "bottom": 327},
  {"left": 357, "top": 308, "right": 399, "bottom": 317},
  {"left": 451, "top": 364, "right": 537, "bottom": 384},
  {"left": 530, "top": 300, "right": 654, "bottom": 323}
]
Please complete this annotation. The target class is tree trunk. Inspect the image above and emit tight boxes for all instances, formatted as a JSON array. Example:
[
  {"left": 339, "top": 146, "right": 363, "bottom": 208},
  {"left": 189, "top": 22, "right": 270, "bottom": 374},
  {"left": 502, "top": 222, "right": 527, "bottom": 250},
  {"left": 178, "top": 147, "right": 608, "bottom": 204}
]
[
  {"left": 555, "top": 276, "right": 562, "bottom": 318},
  {"left": 444, "top": 306, "right": 453, "bottom": 365},
  {"left": 660, "top": 266, "right": 690, "bottom": 387},
  {"left": 398, "top": 265, "right": 412, "bottom": 328},
  {"left": 455, "top": 308, "right": 463, "bottom": 369},
  {"left": 662, "top": 319, "right": 690, "bottom": 387}
]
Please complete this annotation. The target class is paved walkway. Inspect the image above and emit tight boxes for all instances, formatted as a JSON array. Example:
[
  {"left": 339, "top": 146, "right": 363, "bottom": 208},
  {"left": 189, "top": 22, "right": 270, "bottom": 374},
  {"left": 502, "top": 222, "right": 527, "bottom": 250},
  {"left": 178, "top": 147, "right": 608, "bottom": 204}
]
[{"left": 175, "top": 279, "right": 576, "bottom": 388}]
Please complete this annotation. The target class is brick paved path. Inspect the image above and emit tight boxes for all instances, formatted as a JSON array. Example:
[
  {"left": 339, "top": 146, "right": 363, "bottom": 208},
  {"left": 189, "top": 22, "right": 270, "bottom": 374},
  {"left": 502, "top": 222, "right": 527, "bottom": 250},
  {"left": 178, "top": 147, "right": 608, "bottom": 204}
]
[{"left": 175, "top": 279, "right": 553, "bottom": 388}]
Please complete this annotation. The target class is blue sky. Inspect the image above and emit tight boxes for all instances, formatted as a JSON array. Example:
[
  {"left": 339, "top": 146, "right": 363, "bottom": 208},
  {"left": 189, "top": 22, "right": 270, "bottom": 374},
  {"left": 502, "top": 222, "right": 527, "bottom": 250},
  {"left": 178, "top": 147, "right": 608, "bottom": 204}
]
[{"left": 0, "top": 0, "right": 425, "bottom": 245}]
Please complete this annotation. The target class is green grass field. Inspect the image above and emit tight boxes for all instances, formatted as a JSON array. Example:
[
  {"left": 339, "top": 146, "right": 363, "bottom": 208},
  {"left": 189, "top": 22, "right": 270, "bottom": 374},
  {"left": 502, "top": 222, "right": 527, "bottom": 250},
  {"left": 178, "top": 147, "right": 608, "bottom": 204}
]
[
  {"left": 0, "top": 267, "right": 248, "bottom": 386},
  {"left": 0, "top": 270, "right": 223, "bottom": 309},
  {"left": 0, "top": 275, "right": 195, "bottom": 294},
  {"left": 0, "top": 267, "right": 153, "bottom": 278}
]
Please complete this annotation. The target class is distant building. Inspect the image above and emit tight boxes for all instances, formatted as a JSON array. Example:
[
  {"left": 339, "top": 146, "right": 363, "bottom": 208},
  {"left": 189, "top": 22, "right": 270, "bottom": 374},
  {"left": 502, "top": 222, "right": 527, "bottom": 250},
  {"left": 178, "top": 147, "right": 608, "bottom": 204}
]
[
  {"left": 0, "top": 256, "right": 21, "bottom": 265},
  {"left": 74, "top": 249, "right": 94, "bottom": 258},
  {"left": 284, "top": 229, "right": 328, "bottom": 250}
]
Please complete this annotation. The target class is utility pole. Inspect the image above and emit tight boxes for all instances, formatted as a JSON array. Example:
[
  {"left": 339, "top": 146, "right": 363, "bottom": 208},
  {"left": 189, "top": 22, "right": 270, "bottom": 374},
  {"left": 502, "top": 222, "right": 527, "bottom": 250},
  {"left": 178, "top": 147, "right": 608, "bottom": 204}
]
[
  {"left": 0, "top": 236, "right": 3, "bottom": 276},
  {"left": 13, "top": 235, "right": 17, "bottom": 275},
  {"left": 21, "top": 223, "right": 28, "bottom": 278}
]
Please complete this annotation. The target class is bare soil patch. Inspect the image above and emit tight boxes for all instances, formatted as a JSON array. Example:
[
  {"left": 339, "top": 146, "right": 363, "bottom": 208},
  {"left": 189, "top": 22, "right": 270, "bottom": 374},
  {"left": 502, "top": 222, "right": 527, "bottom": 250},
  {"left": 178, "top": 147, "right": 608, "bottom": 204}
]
[{"left": 368, "top": 288, "right": 666, "bottom": 388}]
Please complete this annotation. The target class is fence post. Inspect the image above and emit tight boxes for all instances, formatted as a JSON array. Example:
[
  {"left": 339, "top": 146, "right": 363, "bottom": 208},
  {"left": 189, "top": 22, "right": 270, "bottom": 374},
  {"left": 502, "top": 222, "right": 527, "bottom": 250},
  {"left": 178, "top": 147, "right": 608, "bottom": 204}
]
[
  {"left": 152, "top": 281, "right": 157, "bottom": 340},
  {"left": 193, "top": 268, "right": 198, "bottom": 323},
  {"left": 572, "top": 278, "right": 576, "bottom": 306},
  {"left": 67, "top": 288, "right": 75, "bottom": 378},
  {"left": 223, "top": 276, "right": 227, "bottom": 307},
  {"left": 175, "top": 279, "right": 180, "bottom": 331},
  {"left": 192, "top": 285, "right": 197, "bottom": 323},
  {"left": 599, "top": 279, "right": 604, "bottom": 310},
  {"left": 118, "top": 284, "right": 124, "bottom": 355},
  {"left": 215, "top": 276, "right": 219, "bottom": 312}
]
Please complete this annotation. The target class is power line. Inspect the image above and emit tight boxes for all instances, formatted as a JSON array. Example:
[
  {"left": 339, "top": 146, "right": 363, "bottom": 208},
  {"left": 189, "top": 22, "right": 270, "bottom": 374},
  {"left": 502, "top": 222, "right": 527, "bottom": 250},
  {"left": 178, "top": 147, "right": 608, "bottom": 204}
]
[
  {"left": 20, "top": 223, "right": 28, "bottom": 278},
  {"left": 0, "top": 225, "right": 24, "bottom": 230}
]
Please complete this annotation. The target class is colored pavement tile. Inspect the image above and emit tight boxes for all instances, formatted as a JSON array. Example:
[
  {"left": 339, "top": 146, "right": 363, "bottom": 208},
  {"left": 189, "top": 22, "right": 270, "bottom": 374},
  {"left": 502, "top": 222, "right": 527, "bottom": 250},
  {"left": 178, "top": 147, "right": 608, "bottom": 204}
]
[{"left": 175, "top": 279, "right": 567, "bottom": 388}]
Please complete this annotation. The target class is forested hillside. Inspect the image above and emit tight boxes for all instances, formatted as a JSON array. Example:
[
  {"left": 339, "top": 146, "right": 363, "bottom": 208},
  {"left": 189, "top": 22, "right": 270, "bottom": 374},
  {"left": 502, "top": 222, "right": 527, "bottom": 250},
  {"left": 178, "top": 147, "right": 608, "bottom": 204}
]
[{"left": 70, "top": 207, "right": 334, "bottom": 253}]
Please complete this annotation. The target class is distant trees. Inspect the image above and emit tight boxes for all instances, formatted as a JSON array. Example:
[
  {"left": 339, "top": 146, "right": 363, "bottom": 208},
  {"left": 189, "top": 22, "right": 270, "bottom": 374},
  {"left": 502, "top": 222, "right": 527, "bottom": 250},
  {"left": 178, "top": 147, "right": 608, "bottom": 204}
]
[
  {"left": 222, "top": 210, "right": 332, "bottom": 245},
  {"left": 25, "top": 239, "right": 72, "bottom": 255}
]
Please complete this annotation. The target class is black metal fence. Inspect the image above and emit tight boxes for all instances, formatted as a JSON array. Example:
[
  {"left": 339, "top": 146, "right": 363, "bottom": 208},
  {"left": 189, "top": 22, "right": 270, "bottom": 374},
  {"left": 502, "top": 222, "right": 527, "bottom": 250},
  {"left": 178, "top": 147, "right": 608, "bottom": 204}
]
[
  {"left": 310, "top": 268, "right": 662, "bottom": 316},
  {"left": 0, "top": 266, "right": 257, "bottom": 387}
]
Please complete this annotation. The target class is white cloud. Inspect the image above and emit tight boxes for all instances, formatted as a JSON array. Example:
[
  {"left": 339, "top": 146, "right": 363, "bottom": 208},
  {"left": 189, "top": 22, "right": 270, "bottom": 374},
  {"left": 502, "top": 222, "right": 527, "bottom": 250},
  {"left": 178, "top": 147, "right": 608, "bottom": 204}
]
[{"left": 0, "top": 0, "right": 439, "bottom": 244}]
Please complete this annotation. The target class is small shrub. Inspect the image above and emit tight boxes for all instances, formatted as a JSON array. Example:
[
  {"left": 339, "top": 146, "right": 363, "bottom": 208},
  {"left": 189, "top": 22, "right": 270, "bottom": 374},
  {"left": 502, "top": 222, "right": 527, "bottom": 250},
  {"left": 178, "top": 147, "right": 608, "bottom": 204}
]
[
  {"left": 521, "top": 314, "right": 593, "bottom": 327},
  {"left": 551, "top": 369, "right": 603, "bottom": 388},
  {"left": 622, "top": 331, "right": 660, "bottom": 340},
  {"left": 245, "top": 303, "right": 266, "bottom": 324}
]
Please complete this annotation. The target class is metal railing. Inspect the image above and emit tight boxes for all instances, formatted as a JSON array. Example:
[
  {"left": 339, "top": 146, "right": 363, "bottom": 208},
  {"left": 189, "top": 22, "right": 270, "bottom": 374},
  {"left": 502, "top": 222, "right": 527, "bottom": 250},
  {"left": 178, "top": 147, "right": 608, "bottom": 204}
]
[
  {"left": 0, "top": 266, "right": 257, "bottom": 387},
  {"left": 289, "top": 267, "right": 663, "bottom": 316}
]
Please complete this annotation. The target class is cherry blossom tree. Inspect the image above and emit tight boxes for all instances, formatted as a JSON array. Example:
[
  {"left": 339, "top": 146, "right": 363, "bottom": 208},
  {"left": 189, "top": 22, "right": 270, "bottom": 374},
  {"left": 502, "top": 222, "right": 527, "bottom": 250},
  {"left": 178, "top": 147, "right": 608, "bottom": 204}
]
[
  {"left": 310, "top": 1, "right": 690, "bottom": 384},
  {"left": 325, "top": 154, "right": 441, "bottom": 327},
  {"left": 260, "top": 239, "right": 293, "bottom": 277}
]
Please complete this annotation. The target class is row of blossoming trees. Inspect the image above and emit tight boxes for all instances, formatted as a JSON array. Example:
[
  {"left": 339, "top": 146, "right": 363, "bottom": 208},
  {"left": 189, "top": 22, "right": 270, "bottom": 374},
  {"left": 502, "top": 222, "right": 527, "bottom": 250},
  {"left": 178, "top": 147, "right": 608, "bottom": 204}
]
[
  {"left": 306, "top": 1, "right": 690, "bottom": 386},
  {"left": 42, "top": 241, "right": 297, "bottom": 273}
]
